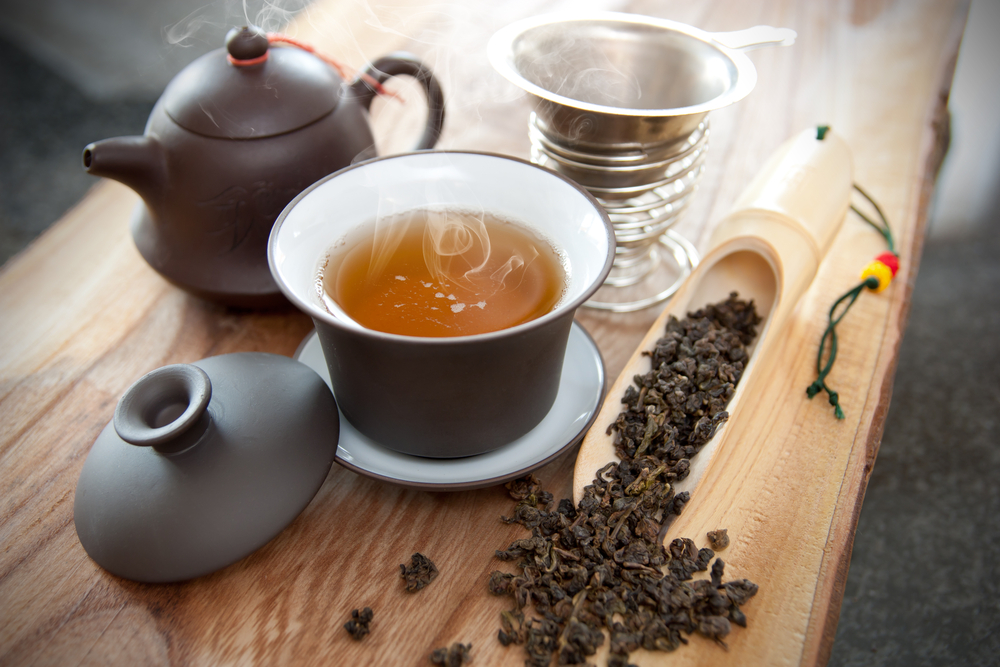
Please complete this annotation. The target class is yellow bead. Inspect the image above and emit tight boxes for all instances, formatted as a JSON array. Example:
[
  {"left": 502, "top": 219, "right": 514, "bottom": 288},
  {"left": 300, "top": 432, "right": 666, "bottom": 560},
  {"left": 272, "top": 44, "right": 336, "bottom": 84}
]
[{"left": 860, "top": 260, "right": 893, "bottom": 292}]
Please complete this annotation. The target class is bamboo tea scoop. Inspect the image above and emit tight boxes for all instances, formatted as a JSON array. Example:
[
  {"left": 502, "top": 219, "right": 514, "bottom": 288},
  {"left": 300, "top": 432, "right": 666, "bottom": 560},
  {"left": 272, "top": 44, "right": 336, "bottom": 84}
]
[{"left": 573, "top": 127, "right": 853, "bottom": 506}]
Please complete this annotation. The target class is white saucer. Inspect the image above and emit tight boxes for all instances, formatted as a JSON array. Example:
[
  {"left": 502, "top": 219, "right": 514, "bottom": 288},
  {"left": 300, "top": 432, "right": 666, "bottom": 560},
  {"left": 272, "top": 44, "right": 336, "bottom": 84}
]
[{"left": 294, "top": 322, "right": 605, "bottom": 490}]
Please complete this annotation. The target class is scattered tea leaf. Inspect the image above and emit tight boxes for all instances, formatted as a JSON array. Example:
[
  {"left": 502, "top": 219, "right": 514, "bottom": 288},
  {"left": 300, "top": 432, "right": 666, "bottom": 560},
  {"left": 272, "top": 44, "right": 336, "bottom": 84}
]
[
  {"left": 401, "top": 552, "right": 439, "bottom": 592},
  {"left": 707, "top": 528, "right": 730, "bottom": 551},
  {"left": 505, "top": 474, "right": 553, "bottom": 508},
  {"left": 344, "top": 607, "right": 373, "bottom": 640},
  {"left": 430, "top": 642, "right": 472, "bottom": 666}
]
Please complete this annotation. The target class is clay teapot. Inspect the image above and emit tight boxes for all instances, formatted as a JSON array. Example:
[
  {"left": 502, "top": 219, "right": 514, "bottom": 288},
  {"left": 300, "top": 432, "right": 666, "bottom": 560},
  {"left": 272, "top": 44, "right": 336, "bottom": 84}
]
[{"left": 83, "top": 26, "right": 446, "bottom": 308}]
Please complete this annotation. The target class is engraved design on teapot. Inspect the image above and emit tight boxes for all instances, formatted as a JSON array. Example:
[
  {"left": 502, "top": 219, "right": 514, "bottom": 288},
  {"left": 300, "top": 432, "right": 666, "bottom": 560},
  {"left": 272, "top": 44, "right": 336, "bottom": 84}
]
[{"left": 199, "top": 181, "right": 302, "bottom": 253}]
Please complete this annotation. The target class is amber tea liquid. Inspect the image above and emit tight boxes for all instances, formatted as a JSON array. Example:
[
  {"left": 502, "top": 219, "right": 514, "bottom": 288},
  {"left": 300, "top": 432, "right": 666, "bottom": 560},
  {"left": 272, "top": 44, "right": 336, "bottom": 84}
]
[{"left": 322, "top": 209, "right": 566, "bottom": 337}]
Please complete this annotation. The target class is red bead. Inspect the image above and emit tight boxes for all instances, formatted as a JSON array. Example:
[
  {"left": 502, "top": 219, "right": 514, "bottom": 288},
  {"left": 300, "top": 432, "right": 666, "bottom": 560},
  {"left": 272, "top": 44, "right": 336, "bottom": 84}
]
[{"left": 876, "top": 252, "right": 899, "bottom": 276}]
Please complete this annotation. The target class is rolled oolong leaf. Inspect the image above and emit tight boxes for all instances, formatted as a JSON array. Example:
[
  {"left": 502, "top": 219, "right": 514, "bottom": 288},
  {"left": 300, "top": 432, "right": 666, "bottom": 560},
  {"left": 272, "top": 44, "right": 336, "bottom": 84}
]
[
  {"left": 401, "top": 552, "right": 439, "bottom": 592},
  {"left": 708, "top": 528, "right": 730, "bottom": 551},
  {"left": 505, "top": 473, "right": 553, "bottom": 508},
  {"left": 430, "top": 642, "right": 472, "bottom": 666},
  {"left": 344, "top": 607, "right": 373, "bottom": 640}
]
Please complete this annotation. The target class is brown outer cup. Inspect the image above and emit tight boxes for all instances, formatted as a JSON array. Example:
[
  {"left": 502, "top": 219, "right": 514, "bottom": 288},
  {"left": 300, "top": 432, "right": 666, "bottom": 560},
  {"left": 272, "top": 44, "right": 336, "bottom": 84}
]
[
  {"left": 269, "top": 150, "right": 615, "bottom": 458},
  {"left": 313, "top": 307, "right": 576, "bottom": 458}
]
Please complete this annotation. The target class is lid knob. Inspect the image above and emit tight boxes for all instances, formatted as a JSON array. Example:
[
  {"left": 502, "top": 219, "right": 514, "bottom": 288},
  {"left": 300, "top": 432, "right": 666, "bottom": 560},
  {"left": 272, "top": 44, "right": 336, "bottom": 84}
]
[
  {"left": 113, "top": 364, "right": 212, "bottom": 449},
  {"left": 226, "top": 25, "right": 269, "bottom": 61}
]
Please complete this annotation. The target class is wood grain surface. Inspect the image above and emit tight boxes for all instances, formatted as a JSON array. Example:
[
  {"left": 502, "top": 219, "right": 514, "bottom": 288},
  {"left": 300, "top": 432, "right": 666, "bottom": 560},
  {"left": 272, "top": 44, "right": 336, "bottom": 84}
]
[{"left": 0, "top": 1, "right": 966, "bottom": 665}]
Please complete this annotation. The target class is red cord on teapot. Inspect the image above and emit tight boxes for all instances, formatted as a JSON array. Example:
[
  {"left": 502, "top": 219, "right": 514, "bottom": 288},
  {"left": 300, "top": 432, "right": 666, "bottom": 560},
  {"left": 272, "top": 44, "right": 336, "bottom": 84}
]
[{"left": 228, "top": 32, "right": 401, "bottom": 101}]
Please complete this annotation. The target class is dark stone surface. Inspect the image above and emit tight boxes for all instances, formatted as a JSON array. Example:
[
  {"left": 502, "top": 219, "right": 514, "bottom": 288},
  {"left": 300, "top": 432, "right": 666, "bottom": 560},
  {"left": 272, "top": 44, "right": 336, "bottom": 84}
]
[{"left": 829, "top": 226, "right": 1000, "bottom": 666}]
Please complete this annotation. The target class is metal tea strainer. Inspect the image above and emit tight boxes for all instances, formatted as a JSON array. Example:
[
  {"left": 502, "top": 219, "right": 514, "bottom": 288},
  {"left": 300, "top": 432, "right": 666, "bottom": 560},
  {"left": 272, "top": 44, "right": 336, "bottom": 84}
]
[{"left": 489, "top": 12, "right": 795, "bottom": 311}]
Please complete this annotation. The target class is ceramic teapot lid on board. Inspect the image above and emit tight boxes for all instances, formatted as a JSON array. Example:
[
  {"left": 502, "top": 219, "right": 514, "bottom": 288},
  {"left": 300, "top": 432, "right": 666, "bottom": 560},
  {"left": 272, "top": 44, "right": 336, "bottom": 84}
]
[
  {"left": 73, "top": 352, "right": 339, "bottom": 583},
  {"left": 162, "top": 25, "right": 342, "bottom": 139}
]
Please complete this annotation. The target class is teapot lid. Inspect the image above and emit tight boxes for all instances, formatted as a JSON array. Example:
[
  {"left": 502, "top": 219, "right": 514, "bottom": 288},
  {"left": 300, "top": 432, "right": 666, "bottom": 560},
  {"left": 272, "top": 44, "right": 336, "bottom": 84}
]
[
  {"left": 73, "top": 352, "right": 340, "bottom": 582},
  {"left": 161, "top": 26, "right": 342, "bottom": 139}
]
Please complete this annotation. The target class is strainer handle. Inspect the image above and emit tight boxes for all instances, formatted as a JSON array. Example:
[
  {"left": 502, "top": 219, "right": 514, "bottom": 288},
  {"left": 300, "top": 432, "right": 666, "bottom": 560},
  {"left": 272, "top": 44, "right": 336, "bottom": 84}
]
[{"left": 710, "top": 26, "right": 797, "bottom": 51}]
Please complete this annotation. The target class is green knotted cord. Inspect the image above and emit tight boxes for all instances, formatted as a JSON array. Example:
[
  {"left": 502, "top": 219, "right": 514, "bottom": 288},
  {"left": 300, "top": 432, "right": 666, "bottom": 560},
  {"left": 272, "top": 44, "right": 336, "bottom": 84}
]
[
  {"left": 806, "top": 275, "right": 881, "bottom": 419},
  {"left": 850, "top": 184, "right": 896, "bottom": 254},
  {"left": 806, "top": 175, "right": 897, "bottom": 419}
]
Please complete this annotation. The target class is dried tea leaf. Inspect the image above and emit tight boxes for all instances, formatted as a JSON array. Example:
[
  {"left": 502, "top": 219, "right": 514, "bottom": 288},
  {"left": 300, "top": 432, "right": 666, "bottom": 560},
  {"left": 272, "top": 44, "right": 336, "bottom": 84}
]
[
  {"left": 344, "top": 607, "right": 373, "bottom": 640},
  {"left": 505, "top": 474, "right": 542, "bottom": 500},
  {"left": 488, "top": 570, "right": 515, "bottom": 596},
  {"left": 400, "top": 552, "right": 439, "bottom": 592},
  {"left": 707, "top": 528, "right": 730, "bottom": 551},
  {"left": 698, "top": 615, "right": 732, "bottom": 643},
  {"left": 430, "top": 642, "right": 472, "bottom": 666}
]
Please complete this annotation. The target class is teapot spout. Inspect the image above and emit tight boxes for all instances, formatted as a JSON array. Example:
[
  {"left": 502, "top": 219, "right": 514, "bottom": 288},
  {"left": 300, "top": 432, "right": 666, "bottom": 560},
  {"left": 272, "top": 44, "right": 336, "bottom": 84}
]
[{"left": 83, "top": 136, "right": 165, "bottom": 207}]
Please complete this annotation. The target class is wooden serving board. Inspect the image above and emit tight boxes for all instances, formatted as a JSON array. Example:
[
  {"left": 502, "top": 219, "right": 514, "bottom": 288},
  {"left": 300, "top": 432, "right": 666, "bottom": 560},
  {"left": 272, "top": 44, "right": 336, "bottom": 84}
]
[{"left": 0, "top": 1, "right": 965, "bottom": 665}]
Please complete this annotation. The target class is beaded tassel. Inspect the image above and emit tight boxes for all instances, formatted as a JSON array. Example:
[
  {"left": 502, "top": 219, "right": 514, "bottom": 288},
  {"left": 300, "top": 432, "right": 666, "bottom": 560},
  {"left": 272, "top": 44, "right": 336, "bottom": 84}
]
[
  {"left": 860, "top": 252, "right": 899, "bottom": 292},
  {"left": 806, "top": 173, "right": 898, "bottom": 419}
]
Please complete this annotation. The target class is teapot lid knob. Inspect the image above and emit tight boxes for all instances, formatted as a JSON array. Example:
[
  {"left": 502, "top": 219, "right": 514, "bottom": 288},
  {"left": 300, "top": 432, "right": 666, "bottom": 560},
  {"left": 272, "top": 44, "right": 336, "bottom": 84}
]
[{"left": 226, "top": 25, "right": 269, "bottom": 61}]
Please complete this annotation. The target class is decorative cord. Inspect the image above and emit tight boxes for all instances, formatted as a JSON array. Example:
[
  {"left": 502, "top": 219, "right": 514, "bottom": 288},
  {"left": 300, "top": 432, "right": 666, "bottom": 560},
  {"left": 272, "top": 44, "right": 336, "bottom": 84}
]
[
  {"left": 228, "top": 33, "right": 400, "bottom": 101},
  {"left": 806, "top": 129, "right": 899, "bottom": 419}
]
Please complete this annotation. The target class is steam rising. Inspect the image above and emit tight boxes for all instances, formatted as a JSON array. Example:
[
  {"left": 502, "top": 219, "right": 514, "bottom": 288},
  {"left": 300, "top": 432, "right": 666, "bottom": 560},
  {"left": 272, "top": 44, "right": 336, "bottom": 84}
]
[
  {"left": 367, "top": 206, "right": 539, "bottom": 298},
  {"left": 160, "top": 0, "right": 642, "bottom": 151},
  {"left": 165, "top": 6, "right": 222, "bottom": 47},
  {"left": 514, "top": 27, "right": 643, "bottom": 108},
  {"left": 164, "top": 0, "right": 311, "bottom": 47}
]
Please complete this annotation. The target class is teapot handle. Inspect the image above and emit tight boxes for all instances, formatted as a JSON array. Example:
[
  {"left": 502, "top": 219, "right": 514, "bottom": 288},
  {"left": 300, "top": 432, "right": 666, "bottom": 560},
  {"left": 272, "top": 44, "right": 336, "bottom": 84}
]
[{"left": 348, "top": 52, "right": 446, "bottom": 150}]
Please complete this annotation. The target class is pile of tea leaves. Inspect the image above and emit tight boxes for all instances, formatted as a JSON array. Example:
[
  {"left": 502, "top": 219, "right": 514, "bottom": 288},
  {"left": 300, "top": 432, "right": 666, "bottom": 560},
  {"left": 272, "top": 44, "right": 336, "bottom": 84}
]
[{"left": 489, "top": 293, "right": 762, "bottom": 666}]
